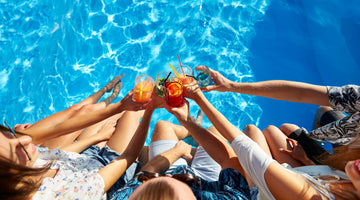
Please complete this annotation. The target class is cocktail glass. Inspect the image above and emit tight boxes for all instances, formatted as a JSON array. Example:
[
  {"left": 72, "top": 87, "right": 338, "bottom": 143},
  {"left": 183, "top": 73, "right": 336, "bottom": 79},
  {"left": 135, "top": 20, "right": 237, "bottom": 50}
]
[
  {"left": 195, "top": 65, "right": 212, "bottom": 87},
  {"left": 165, "top": 77, "right": 184, "bottom": 107},
  {"left": 176, "top": 65, "right": 194, "bottom": 86},
  {"left": 132, "top": 75, "right": 155, "bottom": 102},
  {"left": 154, "top": 71, "right": 169, "bottom": 97}
]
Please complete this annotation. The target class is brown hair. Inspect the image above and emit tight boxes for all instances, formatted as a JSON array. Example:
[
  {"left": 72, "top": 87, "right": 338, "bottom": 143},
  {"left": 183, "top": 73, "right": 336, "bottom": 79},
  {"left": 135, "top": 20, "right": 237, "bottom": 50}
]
[
  {"left": 317, "top": 136, "right": 360, "bottom": 171},
  {"left": 135, "top": 179, "right": 176, "bottom": 200},
  {"left": 0, "top": 125, "right": 51, "bottom": 200},
  {"left": 0, "top": 155, "right": 51, "bottom": 200},
  {"left": 314, "top": 136, "right": 360, "bottom": 199},
  {"left": 0, "top": 124, "right": 29, "bottom": 137}
]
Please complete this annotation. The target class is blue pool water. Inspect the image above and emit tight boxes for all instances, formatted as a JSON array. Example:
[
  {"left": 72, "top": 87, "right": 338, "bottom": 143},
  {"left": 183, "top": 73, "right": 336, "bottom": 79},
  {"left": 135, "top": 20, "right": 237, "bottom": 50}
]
[{"left": 1, "top": 0, "right": 359, "bottom": 146}]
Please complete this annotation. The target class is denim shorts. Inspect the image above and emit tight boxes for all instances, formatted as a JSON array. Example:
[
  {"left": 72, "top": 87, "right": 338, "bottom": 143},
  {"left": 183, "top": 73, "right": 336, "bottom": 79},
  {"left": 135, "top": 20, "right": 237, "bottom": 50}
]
[{"left": 81, "top": 145, "right": 141, "bottom": 197}]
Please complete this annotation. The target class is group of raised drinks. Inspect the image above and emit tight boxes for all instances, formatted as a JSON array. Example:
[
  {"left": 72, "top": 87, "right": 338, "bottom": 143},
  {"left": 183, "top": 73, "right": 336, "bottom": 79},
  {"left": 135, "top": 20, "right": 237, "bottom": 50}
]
[{"left": 131, "top": 65, "right": 212, "bottom": 107}]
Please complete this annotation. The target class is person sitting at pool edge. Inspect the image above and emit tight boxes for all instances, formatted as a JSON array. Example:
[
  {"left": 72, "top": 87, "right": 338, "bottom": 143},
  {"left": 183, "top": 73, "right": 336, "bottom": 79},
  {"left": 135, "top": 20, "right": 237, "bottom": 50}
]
[
  {"left": 12, "top": 75, "right": 125, "bottom": 150},
  {"left": 0, "top": 85, "right": 165, "bottom": 200},
  {"left": 198, "top": 65, "right": 360, "bottom": 160},
  {"left": 110, "top": 100, "right": 253, "bottom": 200},
  {"left": 185, "top": 78, "right": 360, "bottom": 199}
]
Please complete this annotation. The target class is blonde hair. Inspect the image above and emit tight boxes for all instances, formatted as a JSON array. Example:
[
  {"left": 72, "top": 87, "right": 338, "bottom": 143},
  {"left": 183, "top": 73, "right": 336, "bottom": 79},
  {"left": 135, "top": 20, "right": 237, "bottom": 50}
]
[{"left": 136, "top": 180, "right": 176, "bottom": 200}]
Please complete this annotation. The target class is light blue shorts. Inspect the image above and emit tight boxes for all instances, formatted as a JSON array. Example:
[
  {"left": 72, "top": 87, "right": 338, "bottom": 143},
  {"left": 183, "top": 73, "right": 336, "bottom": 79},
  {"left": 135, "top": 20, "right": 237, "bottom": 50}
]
[{"left": 149, "top": 140, "right": 221, "bottom": 181}]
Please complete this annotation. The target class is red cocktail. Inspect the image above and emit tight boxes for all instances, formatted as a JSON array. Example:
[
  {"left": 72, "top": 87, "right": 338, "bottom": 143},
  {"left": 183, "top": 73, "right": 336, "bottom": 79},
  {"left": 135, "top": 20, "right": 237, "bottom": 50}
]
[{"left": 165, "top": 81, "right": 184, "bottom": 107}]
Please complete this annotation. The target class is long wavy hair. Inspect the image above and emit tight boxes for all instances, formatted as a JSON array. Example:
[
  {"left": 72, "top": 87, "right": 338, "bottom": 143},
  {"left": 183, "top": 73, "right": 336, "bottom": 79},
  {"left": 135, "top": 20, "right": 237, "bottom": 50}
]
[
  {"left": 0, "top": 155, "right": 51, "bottom": 200},
  {"left": 314, "top": 136, "right": 360, "bottom": 199},
  {"left": 0, "top": 125, "right": 51, "bottom": 200},
  {"left": 317, "top": 135, "right": 360, "bottom": 171}
]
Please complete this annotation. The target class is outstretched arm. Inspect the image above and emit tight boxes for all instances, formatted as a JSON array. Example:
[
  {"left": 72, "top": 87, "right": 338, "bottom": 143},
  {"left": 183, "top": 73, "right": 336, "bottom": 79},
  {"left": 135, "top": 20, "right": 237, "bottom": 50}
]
[
  {"left": 97, "top": 92, "right": 165, "bottom": 192},
  {"left": 185, "top": 82, "right": 322, "bottom": 200},
  {"left": 198, "top": 66, "right": 329, "bottom": 106},
  {"left": 22, "top": 91, "right": 148, "bottom": 145},
  {"left": 165, "top": 101, "right": 243, "bottom": 173}
]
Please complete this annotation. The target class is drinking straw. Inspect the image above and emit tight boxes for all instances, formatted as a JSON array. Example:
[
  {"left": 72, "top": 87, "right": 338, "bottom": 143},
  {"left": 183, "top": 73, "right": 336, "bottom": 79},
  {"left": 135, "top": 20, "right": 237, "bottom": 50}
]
[
  {"left": 186, "top": 74, "right": 197, "bottom": 80},
  {"left": 139, "top": 79, "right": 143, "bottom": 100},
  {"left": 177, "top": 53, "right": 185, "bottom": 75},
  {"left": 163, "top": 72, "right": 172, "bottom": 85},
  {"left": 169, "top": 63, "right": 180, "bottom": 77}
]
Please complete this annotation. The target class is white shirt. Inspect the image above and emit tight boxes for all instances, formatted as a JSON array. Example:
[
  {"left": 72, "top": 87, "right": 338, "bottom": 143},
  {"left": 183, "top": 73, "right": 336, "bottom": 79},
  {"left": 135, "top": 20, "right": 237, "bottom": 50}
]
[{"left": 32, "top": 148, "right": 106, "bottom": 200}]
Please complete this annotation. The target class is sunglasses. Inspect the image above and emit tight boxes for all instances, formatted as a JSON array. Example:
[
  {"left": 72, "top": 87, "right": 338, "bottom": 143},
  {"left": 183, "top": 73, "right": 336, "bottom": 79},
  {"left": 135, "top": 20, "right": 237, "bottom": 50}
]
[
  {"left": 3, "top": 120, "right": 32, "bottom": 161},
  {"left": 137, "top": 171, "right": 197, "bottom": 185}
]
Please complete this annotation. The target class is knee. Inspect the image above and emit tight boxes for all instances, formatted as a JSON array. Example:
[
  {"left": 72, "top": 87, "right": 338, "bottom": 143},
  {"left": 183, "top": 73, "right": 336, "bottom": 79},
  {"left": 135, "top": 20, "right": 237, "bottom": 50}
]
[
  {"left": 262, "top": 125, "right": 279, "bottom": 138},
  {"left": 78, "top": 104, "right": 100, "bottom": 114},
  {"left": 152, "top": 121, "right": 177, "bottom": 142},
  {"left": 316, "top": 106, "right": 333, "bottom": 115},
  {"left": 67, "top": 103, "right": 84, "bottom": 113},
  {"left": 279, "top": 123, "right": 300, "bottom": 136},
  {"left": 314, "top": 106, "right": 333, "bottom": 123},
  {"left": 154, "top": 120, "right": 171, "bottom": 129},
  {"left": 243, "top": 124, "right": 259, "bottom": 133},
  {"left": 153, "top": 121, "right": 173, "bottom": 134}
]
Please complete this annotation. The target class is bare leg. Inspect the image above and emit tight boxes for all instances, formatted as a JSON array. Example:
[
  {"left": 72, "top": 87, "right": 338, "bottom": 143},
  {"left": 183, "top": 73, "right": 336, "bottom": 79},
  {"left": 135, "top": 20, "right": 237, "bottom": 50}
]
[
  {"left": 242, "top": 124, "right": 272, "bottom": 186},
  {"left": 151, "top": 120, "right": 191, "bottom": 143},
  {"left": 312, "top": 106, "right": 333, "bottom": 129},
  {"left": 262, "top": 125, "right": 303, "bottom": 167},
  {"left": 40, "top": 102, "right": 108, "bottom": 148},
  {"left": 30, "top": 75, "right": 124, "bottom": 129},
  {"left": 106, "top": 110, "right": 145, "bottom": 154},
  {"left": 40, "top": 76, "right": 124, "bottom": 149},
  {"left": 102, "top": 79, "right": 123, "bottom": 106},
  {"left": 244, "top": 125, "right": 272, "bottom": 156},
  {"left": 90, "top": 118, "right": 118, "bottom": 149},
  {"left": 149, "top": 120, "right": 194, "bottom": 166},
  {"left": 75, "top": 112, "right": 124, "bottom": 144}
]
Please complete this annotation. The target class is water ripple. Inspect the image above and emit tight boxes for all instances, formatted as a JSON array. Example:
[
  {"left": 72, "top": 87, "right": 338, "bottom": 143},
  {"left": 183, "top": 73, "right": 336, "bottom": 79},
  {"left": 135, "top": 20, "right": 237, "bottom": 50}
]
[{"left": 0, "top": 0, "right": 270, "bottom": 145}]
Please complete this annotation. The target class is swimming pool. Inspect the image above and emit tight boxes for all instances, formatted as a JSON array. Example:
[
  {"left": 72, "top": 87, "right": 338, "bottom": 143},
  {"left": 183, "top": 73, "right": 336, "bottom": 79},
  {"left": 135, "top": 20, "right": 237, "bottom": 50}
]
[{"left": 1, "top": 0, "right": 359, "bottom": 145}]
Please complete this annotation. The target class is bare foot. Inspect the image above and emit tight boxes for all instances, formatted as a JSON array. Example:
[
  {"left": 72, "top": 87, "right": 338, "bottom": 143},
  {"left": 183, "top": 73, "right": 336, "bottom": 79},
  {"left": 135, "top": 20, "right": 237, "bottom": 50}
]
[
  {"left": 104, "top": 74, "right": 125, "bottom": 92},
  {"left": 103, "top": 79, "right": 123, "bottom": 105}
]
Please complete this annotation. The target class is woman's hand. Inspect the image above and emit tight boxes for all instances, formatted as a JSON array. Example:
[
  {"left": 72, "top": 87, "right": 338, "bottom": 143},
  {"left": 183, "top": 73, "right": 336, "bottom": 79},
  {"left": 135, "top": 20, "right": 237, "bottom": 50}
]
[
  {"left": 13, "top": 123, "right": 32, "bottom": 131},
  {"left": 183, "top": 79, "right": 202, "bottom": 100},
  {"left": 95, "top": 120, "right": 117, "bottom": 142},
  {"left": 120, "top": 90, "right": 151, "bottom": 111},
  {"left": 196, "top": 65, "right": 232, "bottom": 92},
  {"left": 165, "top": 100, "right": 192, "bottom": 123},
  {"left": 147, "top": 91, "right": 166, "bottom": 110},
  {"left": 174, "top": 140, "right": 193, "bottom": 160},
  {"left": 279, "top": 138, "right": 315, "bottom": 166}
]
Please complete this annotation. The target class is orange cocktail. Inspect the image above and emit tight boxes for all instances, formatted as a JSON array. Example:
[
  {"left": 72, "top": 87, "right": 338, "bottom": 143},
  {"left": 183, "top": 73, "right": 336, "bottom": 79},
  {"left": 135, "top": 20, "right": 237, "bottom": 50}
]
[
  {"left": 165, "top": 80, "right": 184, "bottom": 107},
  {"left": 132, "top": 75, "right": 155, "bottom": 102}
]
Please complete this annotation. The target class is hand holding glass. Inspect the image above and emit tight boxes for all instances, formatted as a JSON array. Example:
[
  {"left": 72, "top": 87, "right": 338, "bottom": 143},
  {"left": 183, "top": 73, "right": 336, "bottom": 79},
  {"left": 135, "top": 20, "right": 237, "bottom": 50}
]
[
  {"left": 155, "top": 71, "right": 169, "bottom": 97},
  {"left": 176, "top": 65, "right": 194, "bottom": 85},
  {"left": 165, "top": 75, "right": 184, "bottom": 107},
  {"left": 132, "top": 75, "right": 155, "bottom": 103},
  {"left": 195, "top": 65, "right": 212, "bottom": 87}
]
